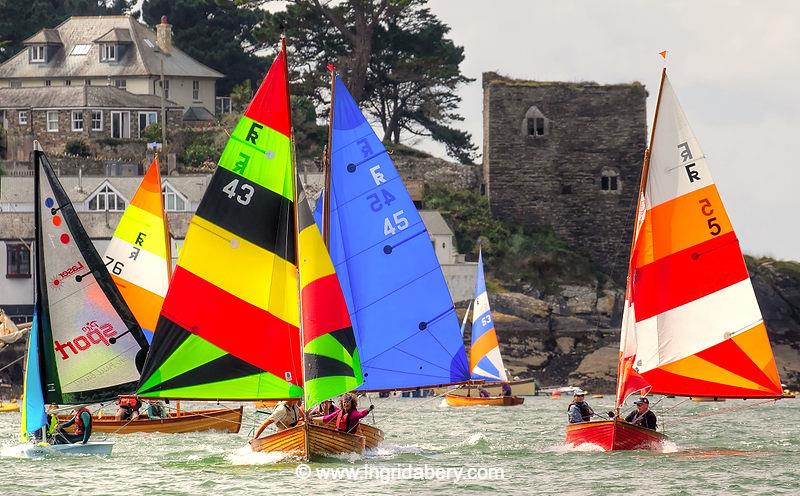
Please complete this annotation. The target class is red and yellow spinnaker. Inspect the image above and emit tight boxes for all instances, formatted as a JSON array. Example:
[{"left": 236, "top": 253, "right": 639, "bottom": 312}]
[
  {"left": 616, "top": 70, "right": 782, "bottom": 404},
  {"left": 104, "top": 157, "right": 171, "bottom": 342}
]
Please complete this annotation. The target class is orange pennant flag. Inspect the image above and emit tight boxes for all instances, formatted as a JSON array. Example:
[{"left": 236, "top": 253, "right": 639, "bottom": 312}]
[{"left": 659, "top": 50, "right": 668, "bottom": 59}]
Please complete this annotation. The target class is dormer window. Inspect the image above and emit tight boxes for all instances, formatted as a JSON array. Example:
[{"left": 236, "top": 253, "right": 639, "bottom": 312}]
[
  {"left": 162, "top": 182, "right": 188, "bottom": 212},
  {"left": 87, "top": 184, "right": 125, "bottom": 211},
  {"left": 101, "top": 44, "right": 116, "bottom": 62},
  {"left": 30, "top": 45, "right": 46, "bottom": 62}
]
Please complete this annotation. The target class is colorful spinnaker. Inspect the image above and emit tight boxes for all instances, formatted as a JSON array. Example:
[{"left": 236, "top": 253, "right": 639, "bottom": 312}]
[
  {"left": 318, "top": 74, "right": 470, "bottom": 391},
  {"left": 29, "top": 143, "right": 149, "bottom": 409},
  {"left": 469, "top": 248, "right": 508, "bottom": 382},
  {"left": 137, "top": 41, "right": 361, "bottom": 410},
  {"left": 615, "top": 69, "right": 783, "bottom": 407},
  {"left": 104, "top": 157, "right": 171, "bottom": 343}
]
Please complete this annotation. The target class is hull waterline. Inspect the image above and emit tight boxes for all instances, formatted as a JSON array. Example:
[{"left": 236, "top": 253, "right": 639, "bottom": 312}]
[{"left": 565, "top": 419, "right": 667, "bottom": 451}]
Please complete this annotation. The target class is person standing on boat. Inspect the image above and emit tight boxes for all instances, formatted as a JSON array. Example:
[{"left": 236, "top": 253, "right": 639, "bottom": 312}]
[
  {"left": 315, "top": 394, "right": 373, "bottom": 434},
  {"left": 625, "top": 397, "right": 657, "bottom": 430},
  {"left": 53, "top": 405, "right": 92, "bottom": 444},
  {"left": 567, "top": 389, "right": 594, "bottom": 423},
  {"left": 252, "top": 399, "right": 304, "bottom": 438}
]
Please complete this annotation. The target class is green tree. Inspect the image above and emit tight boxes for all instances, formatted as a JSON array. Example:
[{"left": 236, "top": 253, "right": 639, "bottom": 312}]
[
  {"left": 0, "top": 1, "right": 132, "bottom": 62},
  {"left": 141, "top": 0, "right": 267, "bottom": 95}
]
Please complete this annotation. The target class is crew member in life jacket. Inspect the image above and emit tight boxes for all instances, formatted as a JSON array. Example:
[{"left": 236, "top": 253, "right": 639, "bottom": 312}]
[
  {"left": 53, "top": 405, "right": 92, "bottom": 444},
  {"left": 307, "top": 399, "right": 338, "bottom": 417},
  {"left": 315, "top": 393, "right": 373, "bottom": 434},
  {"left": 251, "top": 399, "right": 304, "bottom": 439},
  {"left": 625, "top": 397, "right": 657, "bottom": 430},
  {"left": 567, "top": 389, "right": 594, "bottom": 423},
  {"left": 115, "top": 395, "right": 142, "bottom": 421},
  {"left": 501, "top": 382, "right": 512, "bottom": 397}
]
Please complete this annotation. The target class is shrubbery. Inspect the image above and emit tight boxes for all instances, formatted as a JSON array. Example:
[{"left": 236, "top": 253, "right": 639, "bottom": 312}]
[{"left": 65, "top": 139, "right": 91, "bottom": 157}]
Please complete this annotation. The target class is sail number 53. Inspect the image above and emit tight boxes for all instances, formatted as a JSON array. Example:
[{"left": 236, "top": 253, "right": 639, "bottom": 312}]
[
  {"left": 222, "top": 179, "right": 254, "bottom": 205},
  {"left": 698, "top": 198, "right": 721, "bottom": 236}
]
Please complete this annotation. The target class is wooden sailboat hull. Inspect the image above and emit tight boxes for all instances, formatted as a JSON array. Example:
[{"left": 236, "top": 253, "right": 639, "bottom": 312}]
[
  {"left": 357, "top": 423, "right": 385, "bottom": 449},
  {"left": 565, "top": 419, "right": 667, "bottom": 451},
  {"left": 58, "top": 407, "right": 243, "bottom": 434},
  {"left": 445, "top": 394, "right": 524, "bottom": 407},
  {"left": 250, "top": 423, "right": 366, "bottom": 458},
  {"left": 432, "top": 378, "right": 537, "bottom": 397},
  {"left": 0, "top": 401, "right": 20, "bottom": 413}
]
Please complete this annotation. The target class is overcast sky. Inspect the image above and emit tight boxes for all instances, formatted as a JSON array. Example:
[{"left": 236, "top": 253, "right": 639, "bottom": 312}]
[{"left": 413, "top": 0, "right": 799, "bottom": 262}]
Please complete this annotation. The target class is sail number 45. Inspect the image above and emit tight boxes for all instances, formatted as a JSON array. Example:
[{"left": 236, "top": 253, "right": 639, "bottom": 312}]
[
  {"left": 698, "top": 198, "right": 721, "bottom": 236},
  {"left": 222, "top": 179, "right": 254, "bottom": 205},
  {"left": 384, "top": 210, "right": 409, "bottom": 235}
]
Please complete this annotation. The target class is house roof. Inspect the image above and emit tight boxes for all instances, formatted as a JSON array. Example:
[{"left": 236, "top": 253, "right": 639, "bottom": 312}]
[
  {"left": 183, "top": 106, "right": 215, "bottom": 121},
  {"left": 0, "top": 86, "right": 182, "bottom": 110},
  {"left": 23, "top": 29, "right": 63, "bottom": 45},
  {"left": 0, "top": 16, "right": 224, "bottom": 80},
  {"left": 420, "top": 210, "right": 454, "bottom": 236}
]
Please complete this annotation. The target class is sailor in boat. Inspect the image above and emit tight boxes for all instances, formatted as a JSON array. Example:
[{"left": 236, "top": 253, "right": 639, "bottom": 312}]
[
  {"left": 252, "top": 399, "right": 304, "bottom": 439},
  {"left": 314, "top": 393, "right": 373, "bottom": 434},
  {"left": 501, "top": 382, "right": 512, "bottom": 397},
  {"left": 53, "top": 405, "right": 93, "bottom": 445},
  {"left": 143, "top": 399, "right": 168, "bottom": 419},
  {"left": 567, "top": 389, "right": 594, "bottom": 423},
  {"left": 307, "top": 399, "right": 337, "bottom": 417},
  {"left": 624, "top": 397, "right": 657, "bottom": 430},
  {"left": 115, "top": 396, "right": 142, "bottom": 421},
  {"left": 478, "top": 387, "right": 491, "bottom": 398}
]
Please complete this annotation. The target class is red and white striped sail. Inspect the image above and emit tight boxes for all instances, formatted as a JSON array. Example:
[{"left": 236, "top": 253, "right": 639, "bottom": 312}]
[{"left": 616, "top": 70, "right": 782, "bottom": 405}]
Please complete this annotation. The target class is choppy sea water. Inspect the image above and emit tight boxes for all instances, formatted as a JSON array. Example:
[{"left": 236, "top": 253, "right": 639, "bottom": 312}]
[{"left": 1, "top": 396, "right": 799, "bottom": 495}]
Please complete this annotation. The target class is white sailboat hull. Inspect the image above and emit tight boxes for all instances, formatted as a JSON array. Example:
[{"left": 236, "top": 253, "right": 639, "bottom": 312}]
[{"left": 22, "top": 441, "right": 114, "bottom": 458}]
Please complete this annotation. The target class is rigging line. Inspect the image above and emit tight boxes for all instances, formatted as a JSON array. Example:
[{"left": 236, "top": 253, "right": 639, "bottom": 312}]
[
  {"left": 351, "top": 264, "right": 446, "bottom": 317},
  {"left": 370, "top": 384, "right": 464, "bottom": 426},
  {"left": 332, "top": 218, "right": 426, "bottom": 269},
  {"left": 0, "top": 354, "right": 24, "bottom": 373},
  {"left": 424, "top": 321, "right": 471, "bottom": 379},
  {"left": 672, "top": 398, "right": 778, "bottom": 424}
]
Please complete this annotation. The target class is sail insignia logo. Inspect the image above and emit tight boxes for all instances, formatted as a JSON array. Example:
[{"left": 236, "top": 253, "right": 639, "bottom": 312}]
[
  {"left": 54, "top": 320, "right": 118, "bottom": 360},
  {"left": 52, "top": 261, "right": 85, "bottom": 286}
]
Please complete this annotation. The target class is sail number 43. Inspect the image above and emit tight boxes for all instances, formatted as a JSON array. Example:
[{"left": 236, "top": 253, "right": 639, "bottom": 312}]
[{"left": 222, "top": 179, "right": 254, "bottom": 205}]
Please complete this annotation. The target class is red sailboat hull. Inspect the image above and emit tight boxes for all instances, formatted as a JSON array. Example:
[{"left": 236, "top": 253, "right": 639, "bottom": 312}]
[{"left": 565, "top": 419, "right": 667, "bottom": 451}]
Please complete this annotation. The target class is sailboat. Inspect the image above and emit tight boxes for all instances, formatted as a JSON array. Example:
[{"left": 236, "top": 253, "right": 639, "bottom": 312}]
[
  {"left": 137, "top": 40, "right": 364, "bottom": 459},
  {"left": 565, "top": 69, "right": 784, "bottom": 451},
  {"left": 445, "top": 248, "right": 523, "bottom": 407},
  {"left": 60, "top": 157, "right": 243, "bottom": 434},
  {"left": 19, "top": 142, "right": 150, "bottom": 456},
  {"left": 316, "top": 72, "right": 472, "bottom": 418}
]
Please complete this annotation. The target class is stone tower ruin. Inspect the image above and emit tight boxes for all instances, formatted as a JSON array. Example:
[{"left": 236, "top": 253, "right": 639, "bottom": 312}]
[{"left": 481, "top": 72, "right": 647, "bottom": 278}]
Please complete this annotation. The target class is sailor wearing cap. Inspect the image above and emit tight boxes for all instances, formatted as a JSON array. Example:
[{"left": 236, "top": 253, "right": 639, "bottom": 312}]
[
  {"left": 567, "top": 389, "right": 594, "bottom": 423},
  {"left": 624, "top": 397, "right": 657, "bottom": 430}
]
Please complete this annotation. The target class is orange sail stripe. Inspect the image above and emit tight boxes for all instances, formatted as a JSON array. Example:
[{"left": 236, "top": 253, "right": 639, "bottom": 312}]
[
  {"left": 110, "top": 274, "right": 164, "bottom": 331},
  {"left": 632, "top": 232, "right": 749, "bottom": 322},
  {"left": 243, "top": 48, "right": 291, "bottom": 137},
  {"left": 642, "top": 365, "right": 780, "bottom": 398},
  {"left": 129, "top": 158, "right": 166, "bottom": 215},
  {"left": 695, "top": 325, "right": 782, "bottom": 393},
  {"left": 731, "top": 322, "right": 782, "bottom": 389},
  {"left": 636, "top": 184, "right": 732, "bottom": 267},
  {"left": 470, "top": 328, "right": 499, "bottom": 371},
  {"left": 161, "top": 267, "right": 302, "bottom": 386}
]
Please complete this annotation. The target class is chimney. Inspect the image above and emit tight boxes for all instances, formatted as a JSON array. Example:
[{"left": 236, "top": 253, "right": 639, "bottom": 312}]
[{"left": 156, "top": 16, "right": 172, "bottom": 54}]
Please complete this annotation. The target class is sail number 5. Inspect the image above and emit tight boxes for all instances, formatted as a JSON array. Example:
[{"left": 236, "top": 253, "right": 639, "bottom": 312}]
[
  {"left": 384, "top": 210, "right": 409, "bottom": 235},
  {"left": 222, "top": 179, "right": 254, "bottom": 205},
  {"left": 698, "top": 198, "right": 721, "bottom": 236}
]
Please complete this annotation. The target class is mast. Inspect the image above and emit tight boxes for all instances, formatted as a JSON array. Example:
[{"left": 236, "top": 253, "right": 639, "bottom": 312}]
[
  {"left": 614, "top": 68, "right": 667, "bottom": 415},
  {"left": 281, "top": 35, "right": 310, "bottom": 461},
  {"left": 322, "top": 66, "right": 335, "bottom": 249}
]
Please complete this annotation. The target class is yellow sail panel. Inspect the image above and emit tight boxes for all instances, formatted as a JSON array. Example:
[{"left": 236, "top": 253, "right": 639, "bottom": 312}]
[{"left": 104, "top": 158, "right": 171, "bottom": 340}]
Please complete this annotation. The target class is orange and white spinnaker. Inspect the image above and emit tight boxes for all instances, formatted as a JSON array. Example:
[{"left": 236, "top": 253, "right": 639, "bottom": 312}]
[
  {"left": 616, "top": 70, "right": 782, "bottom": 406},
  {"left": 104, "top": 157, "right": 171, "bottom": 342}
]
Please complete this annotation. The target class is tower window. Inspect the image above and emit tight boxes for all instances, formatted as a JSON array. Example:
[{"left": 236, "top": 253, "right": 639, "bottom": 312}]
[
  {"left": 522, "top": 106, "right": 549, "bottom": 138},
  {"left": 600, "top": 169, "right": 620, "bottom": 192}
]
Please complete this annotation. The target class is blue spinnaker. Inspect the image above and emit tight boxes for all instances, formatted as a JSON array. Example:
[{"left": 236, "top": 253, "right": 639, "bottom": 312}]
[
  {"left": 22, "top": 307, "right": 47, "bottom": 440},
  {"left": 318, "top": 75, "right": 470, "bottom": 390}
]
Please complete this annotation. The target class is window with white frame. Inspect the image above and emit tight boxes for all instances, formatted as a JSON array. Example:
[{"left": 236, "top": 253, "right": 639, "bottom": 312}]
[
  {"left": 101, "top": 44, "right": 116, "bottom": 61},
  {"left": 87, "top": 184, "right": 125, "bottom": 211},
  {"left": 71, "top": 111, "right": 83, "bottom": 131},
  {"left": 137, "top": 111, "right": 157, "bottom": 137},
  {"left": 71, "top": 44, "right": 91, "bottom": 56},
  {"left": 19, "top": 111, "right": 28, "bottom": 125},
  {"left": 114, "top": 79, "right": 126, "bottom": 91},
  {"left": 91, "top": 110, "right": 103, "bottom": 131},
  {"left": 30, "top": 45, "right": 46, "bottom": 62},
  {"left": 46, "top": 111, "right": 58, "bottom": 132},
  {"left": 10, "top": 81, "right": 21, "bottom": 88},
  {"left": 6, "top": 243, "right": 31, "bottom": 278},
  {"left": 162, "top": 183, "right": 187, "bottom": 211},
  {"left": 192, "top": 80, "right": 200, "bottom": 101}
]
